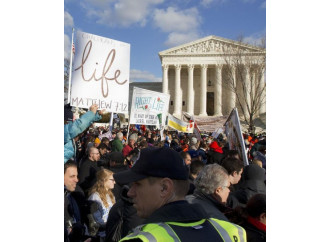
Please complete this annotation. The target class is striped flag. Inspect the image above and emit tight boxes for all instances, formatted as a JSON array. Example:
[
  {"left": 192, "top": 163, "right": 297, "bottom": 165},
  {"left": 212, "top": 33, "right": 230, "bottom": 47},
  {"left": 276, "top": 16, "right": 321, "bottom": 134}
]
[
  {"left": 168, "top": 114, "right": 194, "bottom": 133},
  {"left": 72, "top": 43, "right": 75, "bottom": 54}
]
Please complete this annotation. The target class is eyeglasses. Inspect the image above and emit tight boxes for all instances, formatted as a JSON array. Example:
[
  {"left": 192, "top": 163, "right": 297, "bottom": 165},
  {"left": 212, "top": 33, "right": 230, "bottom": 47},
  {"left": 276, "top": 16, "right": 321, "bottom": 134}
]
[{"left": 109, "top": 179, "right": 115, "bottom": 182}]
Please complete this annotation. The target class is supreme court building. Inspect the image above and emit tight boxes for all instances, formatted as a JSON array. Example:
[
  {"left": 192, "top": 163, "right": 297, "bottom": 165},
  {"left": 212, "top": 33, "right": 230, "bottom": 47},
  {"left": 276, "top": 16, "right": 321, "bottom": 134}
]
[{"left": 158, "top": 35, "right": 266, "bottom": 118}]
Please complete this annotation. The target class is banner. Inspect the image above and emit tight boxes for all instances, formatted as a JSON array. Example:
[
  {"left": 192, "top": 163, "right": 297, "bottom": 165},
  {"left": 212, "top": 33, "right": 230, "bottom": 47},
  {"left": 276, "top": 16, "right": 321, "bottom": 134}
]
[
  {"left": 129, "top": 87, "right": 170, "bottom": 127},
  {"left": 224, "top": 108, "right": 249, "bottom": 166},
  {"left": 168, "top": 114, "right": 194, "bottom": 133},
  {"left": 70, "top": 31, "right": 130, "bottom": 113}
]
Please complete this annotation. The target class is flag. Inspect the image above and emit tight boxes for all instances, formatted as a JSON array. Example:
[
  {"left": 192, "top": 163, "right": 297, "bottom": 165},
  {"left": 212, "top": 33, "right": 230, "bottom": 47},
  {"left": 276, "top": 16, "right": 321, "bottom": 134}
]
[
  {"left": 168, "top": 114, "right": 193, "bottom": 133},
  {"left": 191, "top": 115, "right": 202, "bottom": 140},
  {"left": 182, "top": 111, "right": 201, "bottom": 140},
  {"left": 72, "top": 43, "right": 75, "bottom": 54}
]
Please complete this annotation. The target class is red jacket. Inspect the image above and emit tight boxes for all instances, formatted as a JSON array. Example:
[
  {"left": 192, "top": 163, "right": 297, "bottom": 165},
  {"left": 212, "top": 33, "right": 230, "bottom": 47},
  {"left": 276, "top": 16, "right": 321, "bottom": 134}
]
[{"left": 209, "top": 141, "right": 223, "bottom": 153}]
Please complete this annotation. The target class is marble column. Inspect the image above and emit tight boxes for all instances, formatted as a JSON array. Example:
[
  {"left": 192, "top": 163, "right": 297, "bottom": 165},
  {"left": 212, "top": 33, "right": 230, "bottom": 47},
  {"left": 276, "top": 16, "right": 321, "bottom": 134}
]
[
  {"left": 214, "top": 64, "right": 223, "bottom": 116},
  {"left": 173, "top": 64, "right": 182, "bottom": 117},
  {"left": 162, "top": 64, "right": 169, "bottom": 94},
  {"left": 229, "top": 65, "right": 236, "bottom": 111},
  {"left": 187, "top": 64, "right": 194, "bottom": 115},
  {"left": 199, "top": 64, "right": 208, "bottom": 116}
]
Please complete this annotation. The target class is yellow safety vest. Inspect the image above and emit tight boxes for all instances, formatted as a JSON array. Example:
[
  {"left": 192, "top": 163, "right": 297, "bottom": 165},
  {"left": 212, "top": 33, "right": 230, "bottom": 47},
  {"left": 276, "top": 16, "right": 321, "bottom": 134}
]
[{"left": 120, "top": 218, "right": 246, "bottom": 242}]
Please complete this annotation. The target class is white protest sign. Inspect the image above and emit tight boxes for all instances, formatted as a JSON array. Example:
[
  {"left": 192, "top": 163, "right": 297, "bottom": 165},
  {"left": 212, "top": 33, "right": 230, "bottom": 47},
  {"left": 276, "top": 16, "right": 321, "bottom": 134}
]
[
  {"left": 211, "top": 127, "right": 224, "bottom": 138},
  {"left": 70, "top": 31, "right": 130, "bottom": 114},
  {"left": 129, "top": 87, "right": 170, "bottom": 127},
  {"left": 224, "top": 108, "right": 249, "bottom": 166}
]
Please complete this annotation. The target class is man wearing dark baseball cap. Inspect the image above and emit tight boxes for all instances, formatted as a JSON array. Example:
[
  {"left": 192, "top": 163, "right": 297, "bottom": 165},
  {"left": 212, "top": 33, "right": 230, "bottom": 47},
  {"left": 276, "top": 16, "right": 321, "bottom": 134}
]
[{"left": 114, "top": 147, "right": 247, "bottom": 242}]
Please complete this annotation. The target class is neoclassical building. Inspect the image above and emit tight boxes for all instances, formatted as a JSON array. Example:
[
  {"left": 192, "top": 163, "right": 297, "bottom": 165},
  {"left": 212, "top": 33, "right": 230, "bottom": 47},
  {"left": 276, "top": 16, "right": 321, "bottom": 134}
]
[{"left": 159, "top": 35, "right": 266, "bottom": 118}]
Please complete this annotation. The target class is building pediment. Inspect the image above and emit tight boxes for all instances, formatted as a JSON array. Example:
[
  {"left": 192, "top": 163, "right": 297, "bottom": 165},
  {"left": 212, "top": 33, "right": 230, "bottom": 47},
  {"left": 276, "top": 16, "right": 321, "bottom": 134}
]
[{"left": 159, "top": 35, "right": 264, "bottom": 56}]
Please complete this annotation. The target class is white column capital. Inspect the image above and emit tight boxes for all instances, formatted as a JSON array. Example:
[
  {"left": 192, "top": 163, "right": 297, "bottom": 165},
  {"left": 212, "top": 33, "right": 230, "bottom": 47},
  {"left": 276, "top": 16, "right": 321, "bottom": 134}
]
[
  {"left": 201, "top": 64, "right": 208, "bottom": 70},
  {"left": 188, "top": 64, "right": 195, "bottom": 70},
  {"left": 162, "top": 64, "right": 169, "bottom": 71},
  {"left": 175, "top": 64, "right": 181, "bottom": 70}
]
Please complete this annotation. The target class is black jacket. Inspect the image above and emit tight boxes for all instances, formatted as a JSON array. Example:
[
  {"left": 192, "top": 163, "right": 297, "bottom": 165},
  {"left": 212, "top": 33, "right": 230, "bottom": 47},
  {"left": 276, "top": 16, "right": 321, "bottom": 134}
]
[
  {"left": 242, "top": 221, "right": 266, "bottom": 242},
  {"left": 64, "top": 187, "right": 87, "bottom": 242},
  {"left": 78, "top": 158, "right": 100, "bottom": 195},
  {"left": 207, "top": 150, "right": 225, "bottom": 165},
  {"left": 105, "top": 186, "right": 145, "bottom": 242},
  {"left": 185, "top": 190, "right": 229, "bottom": 221}
]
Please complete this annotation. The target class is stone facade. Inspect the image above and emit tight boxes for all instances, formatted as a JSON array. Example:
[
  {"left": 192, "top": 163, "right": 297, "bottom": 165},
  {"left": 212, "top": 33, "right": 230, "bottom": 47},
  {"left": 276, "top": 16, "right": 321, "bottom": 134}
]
[{"left": 159, "top": 35, "right": 266, "bottom": 119}]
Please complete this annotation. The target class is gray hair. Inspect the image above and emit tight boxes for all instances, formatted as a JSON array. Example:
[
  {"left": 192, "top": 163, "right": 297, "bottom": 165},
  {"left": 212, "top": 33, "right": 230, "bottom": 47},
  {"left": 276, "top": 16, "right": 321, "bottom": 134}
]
[
  {"left": 194, "top": 164, "right": 229, "bottom": 195},
  {"left": 117, "top": 132, "right": 123, "bottom": 139}
]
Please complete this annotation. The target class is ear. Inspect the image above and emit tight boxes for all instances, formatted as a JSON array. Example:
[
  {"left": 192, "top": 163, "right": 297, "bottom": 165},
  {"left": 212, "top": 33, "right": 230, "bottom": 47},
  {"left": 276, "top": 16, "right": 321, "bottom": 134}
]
[
  {"left": 259, "top": 212, "right": 266, "bottom": 224},
  {"left": 159, "top": 178, "right": 174, "bottom": 197},
  {"left": 212, "top": 186, "right": 223, "bottom": 203},
  {"left": 214, "top": 186, "right": 223, "bottom": 196}
]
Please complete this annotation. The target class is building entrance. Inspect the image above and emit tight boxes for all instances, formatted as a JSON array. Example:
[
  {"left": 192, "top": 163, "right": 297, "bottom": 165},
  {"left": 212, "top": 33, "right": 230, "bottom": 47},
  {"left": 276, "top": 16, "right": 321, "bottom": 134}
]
[{"left": 207, "top": 92, "right": 214, "bottom": 116}]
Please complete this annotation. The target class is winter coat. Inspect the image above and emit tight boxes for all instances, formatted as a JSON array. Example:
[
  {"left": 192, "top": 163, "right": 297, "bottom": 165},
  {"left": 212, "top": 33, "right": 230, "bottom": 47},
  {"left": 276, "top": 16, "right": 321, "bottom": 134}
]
[
  {"left": 64, "top": 111, "right": 101, "bottom": 163},
  {"left": 207, "top": 141, "right": 225, "bottom": 165},
  {"left": 197, "top": 148, "right": 208, "bottom": 164},
  {"left": 242, "top": 217, "right": 266, "bottom": 242},
  {"left": 105, "top": 185, "right": 145, "bottom": 242},
  {"left": 78, "top": 158, "right": 101, "bottom": 195},
  {"left": 88, "top": 192, "right": 114, "bottom": 238},
  {"left": 111, "top": 138, "right": 124, "bottom": 152},
  {"left": 122, "top": 144, "right": 133, "bottom": 157},
  {"left": 185, "top": 190, "right": 229, "bottom": 221},
  {"left": 232, "top": 164, "right": 266, "bottom": 205},
  {"left": 253, "top": 151, "right": 266, "bottom": 169}
]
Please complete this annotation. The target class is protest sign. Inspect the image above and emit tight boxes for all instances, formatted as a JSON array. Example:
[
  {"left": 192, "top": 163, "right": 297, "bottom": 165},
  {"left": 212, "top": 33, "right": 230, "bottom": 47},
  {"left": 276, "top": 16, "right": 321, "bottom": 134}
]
[
  {"left": 70, "top": 31, "right": 130, "bottom": 113},
  {"left": 168, "top": 114, "right": 194, "bottom": 133},
  {"left": 211, "top": 127, "right": 223, "bottom": 138},
  {"left": 224, "top": 108, "right": 249, "bottom": 166},
  {"left": 129, "top": 87, "right": 170, "bottom": 127}
]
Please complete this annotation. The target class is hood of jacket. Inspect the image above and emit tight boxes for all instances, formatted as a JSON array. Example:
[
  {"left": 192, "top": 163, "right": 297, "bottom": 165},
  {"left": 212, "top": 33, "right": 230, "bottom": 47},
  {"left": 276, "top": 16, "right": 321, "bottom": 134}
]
[{"left": 209, "top": 141, "right": 223, "bottom": 153}]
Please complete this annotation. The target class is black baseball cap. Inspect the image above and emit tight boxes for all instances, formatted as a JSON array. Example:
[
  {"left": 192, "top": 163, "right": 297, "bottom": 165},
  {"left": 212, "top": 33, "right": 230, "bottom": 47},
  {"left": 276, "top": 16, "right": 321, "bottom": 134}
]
[{"left": 114, "top": 147, "right": 189, "bottom": 185}]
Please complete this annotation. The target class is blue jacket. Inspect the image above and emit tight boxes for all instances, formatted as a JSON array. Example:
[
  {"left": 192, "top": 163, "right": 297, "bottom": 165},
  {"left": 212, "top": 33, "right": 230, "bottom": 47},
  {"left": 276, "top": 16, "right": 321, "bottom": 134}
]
[{"left": 64, "top": 111, "right": 101, "bottom": 163}]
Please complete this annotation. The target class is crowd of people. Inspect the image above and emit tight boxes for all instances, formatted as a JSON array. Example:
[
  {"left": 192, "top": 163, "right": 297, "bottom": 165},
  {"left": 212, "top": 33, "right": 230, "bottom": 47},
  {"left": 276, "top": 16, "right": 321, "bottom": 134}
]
[{"left": 64, "top": 104, "right": 266, "bottom": 242}]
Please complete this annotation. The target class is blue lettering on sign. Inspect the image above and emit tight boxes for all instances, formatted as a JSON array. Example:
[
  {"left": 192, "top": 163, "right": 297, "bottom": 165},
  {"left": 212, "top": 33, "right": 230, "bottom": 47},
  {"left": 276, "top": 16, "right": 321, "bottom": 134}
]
[{"left": 135, "top": 97, "right": 152, "bottom": 109}]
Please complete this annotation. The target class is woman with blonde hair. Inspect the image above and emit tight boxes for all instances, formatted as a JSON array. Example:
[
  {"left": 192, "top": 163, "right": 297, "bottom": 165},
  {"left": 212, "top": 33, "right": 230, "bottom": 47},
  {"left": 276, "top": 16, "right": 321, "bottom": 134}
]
[{"left": 88, "top": 169, "right": 116, "bottom": 240}]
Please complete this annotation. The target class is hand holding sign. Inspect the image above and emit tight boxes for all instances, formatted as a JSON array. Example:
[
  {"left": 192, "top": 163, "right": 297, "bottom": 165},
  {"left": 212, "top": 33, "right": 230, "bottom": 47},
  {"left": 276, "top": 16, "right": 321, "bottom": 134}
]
[
  {"left": 89, "top": 104, "right": 99, "bottom": 114},
  {"left": 89, "top": 104, "right": 106, "bottom": 115}
]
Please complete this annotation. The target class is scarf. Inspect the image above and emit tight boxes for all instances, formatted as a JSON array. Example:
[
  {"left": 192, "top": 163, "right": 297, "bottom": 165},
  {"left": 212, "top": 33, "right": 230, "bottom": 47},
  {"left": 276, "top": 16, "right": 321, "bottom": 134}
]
[{"left": 247, "top": 216, "right": 266, "bottom": 232}]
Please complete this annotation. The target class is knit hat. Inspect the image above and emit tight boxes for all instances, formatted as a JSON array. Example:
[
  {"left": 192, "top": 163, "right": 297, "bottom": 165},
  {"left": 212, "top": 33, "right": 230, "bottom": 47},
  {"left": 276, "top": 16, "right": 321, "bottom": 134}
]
[
  {"left": 94, "top": 138, "right": 101, "bottom": 144},
  {"left": 114, "top": 147, "right": 188, "bottom": 185}
]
